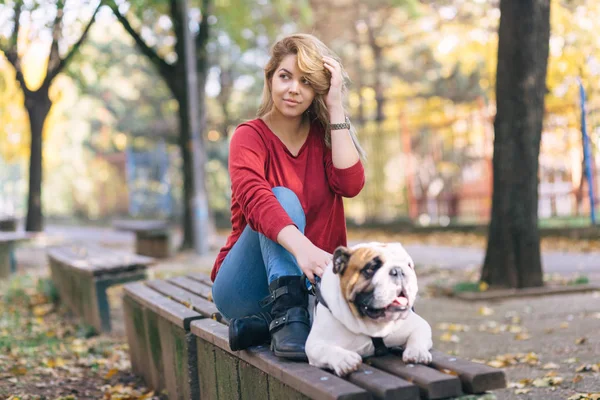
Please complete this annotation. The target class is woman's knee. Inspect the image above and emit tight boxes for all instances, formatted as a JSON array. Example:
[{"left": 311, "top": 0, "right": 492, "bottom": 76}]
[{"left": 272, "top": 187, "right": 305, "bottom": 232}]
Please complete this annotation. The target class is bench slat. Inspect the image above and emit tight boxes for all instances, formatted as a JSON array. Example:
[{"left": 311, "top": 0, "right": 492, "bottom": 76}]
[
  {"left": 367, "top": 354, "right": 463, "bottom": 400},
  {"left": 430, "top": 350, "right": 506, "bottom": 393},
  {"left": 146, "top": 279, "right": 220, "bottom": 318},
  {"left": 186, "top": 272, "right": 213, "bottom": 287},
  {"left": 124, "top": 282, "right": 202, "bottom": 330},
  {"left": 170, "top": 276, "right": 212, "bottom": 300},
  {"left": 191, "top": 319, "right": 370, "bottom": 400},
  {"left": 48, "top": 245, "right": 152, "bottom": 276},
  {"left": 347, "top": 365, "right": 419, "bottom": 400},
  {"left": 48, "top": 247, "right": 95, "bottom": 275}
]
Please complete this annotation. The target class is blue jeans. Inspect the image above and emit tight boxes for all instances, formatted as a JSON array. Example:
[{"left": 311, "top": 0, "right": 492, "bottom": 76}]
[{"left": 212, "top": 187, "right": 306, "bottom": 320}]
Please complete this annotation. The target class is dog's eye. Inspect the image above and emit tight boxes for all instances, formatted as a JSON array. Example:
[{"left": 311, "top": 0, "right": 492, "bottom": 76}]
[
  {"left": 361, "top": 257, "right": 382, "bottom": 278},
  {"left": 362, "top": 267, "right": 376, "bottom": 278}
]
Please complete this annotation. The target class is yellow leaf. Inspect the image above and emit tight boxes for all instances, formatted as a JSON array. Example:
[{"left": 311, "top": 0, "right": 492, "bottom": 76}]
[
  {"left": 487, "top": 360, "right": 505, "bottom": 368},
  {"left": 439, "top": 332, "right": 460, "bottom": 343},
  {"left": 9, "top": 366, "right": 27, "bottom": 376},
  {"left": 478, "top": 281, "right": 489, "bottom": 292},
  {"left": 560, "top": 322, "right": 569, "bottom": 329},
  {"left": 104, "top": 368, "right": 118, "bottom": 380},
  {"left": 533, "top": 376, "right": 563, "bottom": 387},
  {"left": 515, "top": 388, "right": 531, "bottom": 394},
  {"left": 32, "top": 303, "right": 54, "bottom": 317},
  {"left": 542, "top": 362, "right": 560, "bottom": 369},
  {"left": 478, "top": 306, "right": 494, "bottom": 316},
  {"left": 140, "top": 391, "right": 155, "bottom": 399},
  {"left": 575, "top": 337, "right": 587, "bottom": 345},
  {"left": 514, "top": 333, "right": 531, "bottom": 341}
]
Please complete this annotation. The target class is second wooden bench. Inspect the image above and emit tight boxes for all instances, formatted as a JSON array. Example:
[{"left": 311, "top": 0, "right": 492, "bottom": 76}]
[{"left": 48, "top": 244, "right": 154, "bottom": 332}]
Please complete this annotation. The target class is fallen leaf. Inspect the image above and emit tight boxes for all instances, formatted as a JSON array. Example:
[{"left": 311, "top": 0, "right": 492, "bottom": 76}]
[
  {"left": 440, "top": 332, "right": 460, "bottom": 343},
  {"left": 32, "top": 303, "right": 54, "bottom": 317},
  {"left": 560, "top": 322, "right": 569, "bottom": 329},
  {"left": 533, "top": 376, "right": 563, "bottom": 387},
  {"left": 576, "top": 364, "right": 600, "bottom": 373},
  {"left": 515, "top": 388, "right": 531, "bottom": 394},
  {"left": 515, "top": 332, "right": 531, "bottom": 341},
  {"left": 104, "top": 368, "right": 118, "bottom": 380},
  {"left": 575, "top": 337, "right": 587, "bottom": 345},
  {"left": 572, "top": 374, "right": 583, "bottom": 383},
  {"left": 542, "top": 362, "right": 560, "bottom": 369},
  {"left": 9, "top": 366, "right": 27, "bottom": 376},
  {"left": 479, "top": 306, "right": 494, "bottom": 316}
]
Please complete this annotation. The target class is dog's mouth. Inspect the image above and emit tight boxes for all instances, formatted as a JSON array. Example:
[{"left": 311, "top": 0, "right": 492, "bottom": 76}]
[{"left": 355, "top": 289, "right": 410, "bottom": 320}]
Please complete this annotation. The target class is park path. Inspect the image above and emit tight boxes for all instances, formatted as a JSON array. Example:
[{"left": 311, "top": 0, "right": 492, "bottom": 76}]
[{"left": 28, "top": 225, "right": 599, "bottom": 277}]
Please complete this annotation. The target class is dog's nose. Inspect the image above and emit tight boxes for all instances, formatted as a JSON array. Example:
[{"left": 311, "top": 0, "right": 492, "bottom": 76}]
[{"left": 390, "top": 268, "right": 400, "bottom": 277}]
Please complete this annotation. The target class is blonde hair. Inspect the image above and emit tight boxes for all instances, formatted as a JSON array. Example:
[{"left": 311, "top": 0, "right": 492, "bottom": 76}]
[{"left": 257, "top": 33, "right": 366, "bottom": 159}]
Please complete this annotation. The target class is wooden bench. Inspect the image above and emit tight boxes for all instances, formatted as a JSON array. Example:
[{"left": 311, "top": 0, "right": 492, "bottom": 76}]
[
  {"left": 47, "top": 244, "right": 154, "bottom": 332},
  {"left": 123, "top": 272, "right": 507, "bottom": 400},
  {"left": 113, "top": 219, "right": 171, "bottom": 258},
  {"left": 0, "top": 232, "right": 30, "bottom": 279},
  {"left": 0, "top": 216, "right": 17, "bottom": 232}
]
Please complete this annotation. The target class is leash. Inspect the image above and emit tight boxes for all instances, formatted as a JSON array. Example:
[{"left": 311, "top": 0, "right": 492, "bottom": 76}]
[{"left": 309, "top": 276, "right": 389, "bottom": 357}]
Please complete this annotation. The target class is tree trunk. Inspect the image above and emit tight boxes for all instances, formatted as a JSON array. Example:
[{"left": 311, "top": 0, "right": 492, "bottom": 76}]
[
  {"left": 174, "top": 88, "right": 193, "bottom": 249},
  {"left": 24, "top": 88, "right": 52, "bottom": 232},
  {"left": 481, "top": 0, "right": 551, "bottom": 288}
]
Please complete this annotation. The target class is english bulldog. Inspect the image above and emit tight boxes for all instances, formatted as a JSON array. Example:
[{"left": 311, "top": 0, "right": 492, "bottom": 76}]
[{"left": 306, "top": 242, "right": 432, "bottom": 376}]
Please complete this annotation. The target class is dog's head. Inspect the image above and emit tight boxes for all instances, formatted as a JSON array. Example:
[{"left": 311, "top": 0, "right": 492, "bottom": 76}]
[{"left": 332, "top": 242, "right": 417, "bottom": 322}]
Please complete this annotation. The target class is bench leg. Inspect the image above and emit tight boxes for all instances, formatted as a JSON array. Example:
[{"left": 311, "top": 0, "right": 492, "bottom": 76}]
[
  {"left": 0, "top": 245, "right": 13, "bottom": 279},
  {"left": 158, "top": 318, "right": 199, "bottom": 400},
  {"left": 94, "top": 271, "right": 148, "bottom": 332}
]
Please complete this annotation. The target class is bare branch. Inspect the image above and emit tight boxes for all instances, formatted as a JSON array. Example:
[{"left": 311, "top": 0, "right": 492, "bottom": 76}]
[
  {"left": 108, "top": 0, "right": 175, "bottom": 90},
  {"left": 10, "top": 0, "right": 22, "bottom": 50},
  {"left": 0, "top": 1, "right": 32, "bottom": 95},
  {"left": 46, "top": 1, "right": 65, "bottom": 81},
  {"left": 46, "top": 1, "right": 103, "bottom": 85}
]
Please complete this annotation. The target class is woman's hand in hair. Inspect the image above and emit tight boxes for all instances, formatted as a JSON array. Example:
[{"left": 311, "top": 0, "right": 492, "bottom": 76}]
[{"left": 323, "top": 56, "right": 344, "bottom": 109}]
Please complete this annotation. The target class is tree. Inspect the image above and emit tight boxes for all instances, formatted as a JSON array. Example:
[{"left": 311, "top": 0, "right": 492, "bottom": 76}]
[
  {"left": 481, "top": 0, "right": 551, "bottom": 288},
  {"left": 108, "top": 0, "right": 312, "bottom": 249},
  {"left": 107, "top": 0, "right": 212, "bottom": 250},
  {"left": 0, "top": 0, "right": 101, "bottom": 231}
]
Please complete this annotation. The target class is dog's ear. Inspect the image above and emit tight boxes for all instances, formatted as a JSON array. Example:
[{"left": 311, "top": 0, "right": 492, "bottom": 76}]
[{"left": 333, "top": 246, "right": 351, "bottom": 275}]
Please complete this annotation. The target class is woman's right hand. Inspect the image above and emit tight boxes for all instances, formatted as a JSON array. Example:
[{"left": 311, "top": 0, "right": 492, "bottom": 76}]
[
  {"left": 277, "top": 225, "right": 333, "bottom": 283},
  {"left": 294, "top": 244, "right": 332, "bottom": 283}
]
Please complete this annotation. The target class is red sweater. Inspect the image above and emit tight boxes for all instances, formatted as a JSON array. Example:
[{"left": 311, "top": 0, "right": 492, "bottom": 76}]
[{"left": 211, "top": 118, "right": 365, "bottom": 281}]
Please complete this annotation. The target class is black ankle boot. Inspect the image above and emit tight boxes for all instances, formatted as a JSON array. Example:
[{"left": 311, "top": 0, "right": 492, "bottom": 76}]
[
  {"left": 228, "top": 312, "right": 272, "bottom": 351},
  {"left": 259, "top": 276, "right": 310, "bottom": 361}
]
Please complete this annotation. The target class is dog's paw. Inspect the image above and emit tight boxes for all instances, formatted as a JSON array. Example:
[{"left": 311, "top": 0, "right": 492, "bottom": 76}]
[
  {"left": 329, "top": 350, "right": 362, "bottom": 377},
  {"left": 402, "top": 346, "right": 432, "bottom": 364}
]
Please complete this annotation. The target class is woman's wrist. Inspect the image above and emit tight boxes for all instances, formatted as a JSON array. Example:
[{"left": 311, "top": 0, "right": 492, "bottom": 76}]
[
  {"left": 328, "top": 104, "right": 346, "bottom": 124},
  {"left": 277, "top": 225, "right": 312, "bottom": 258}
]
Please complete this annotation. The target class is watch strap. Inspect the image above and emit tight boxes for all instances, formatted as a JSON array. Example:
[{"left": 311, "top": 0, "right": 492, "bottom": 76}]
[{"left": 330, "top": 116, "right": 350, "bottom": 131}]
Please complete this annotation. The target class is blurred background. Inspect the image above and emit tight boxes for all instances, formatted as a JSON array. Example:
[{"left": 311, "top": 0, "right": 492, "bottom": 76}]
[{"left": 1, "top": 0, "right": 599, "bottom": 230}]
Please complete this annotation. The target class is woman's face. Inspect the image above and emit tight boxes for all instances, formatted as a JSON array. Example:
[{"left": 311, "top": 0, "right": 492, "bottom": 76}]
[{"left": 270, "top": 54, "right": 316, "bottom": 119}]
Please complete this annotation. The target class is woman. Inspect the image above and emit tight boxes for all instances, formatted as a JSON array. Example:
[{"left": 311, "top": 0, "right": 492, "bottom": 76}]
[{"left": 211, "top": 33, "right": 366, "bottom": 360}]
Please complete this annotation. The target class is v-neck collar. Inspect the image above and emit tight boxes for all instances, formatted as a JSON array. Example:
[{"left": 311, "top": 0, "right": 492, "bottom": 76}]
[{"left": 258, "top": 118, "right": 312, "bottom": 158}]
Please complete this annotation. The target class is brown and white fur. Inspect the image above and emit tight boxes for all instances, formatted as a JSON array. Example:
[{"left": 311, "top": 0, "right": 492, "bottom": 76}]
[{"left": 306, "top": 242, "right": 432, "bottom": 376}]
